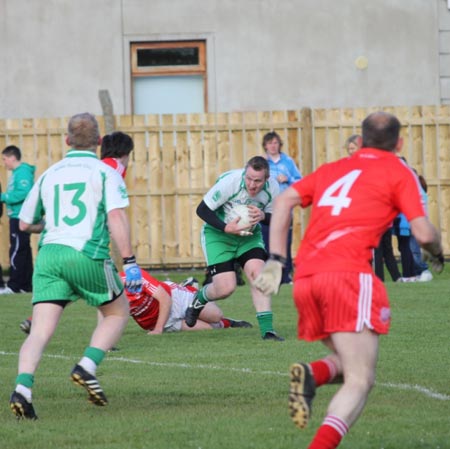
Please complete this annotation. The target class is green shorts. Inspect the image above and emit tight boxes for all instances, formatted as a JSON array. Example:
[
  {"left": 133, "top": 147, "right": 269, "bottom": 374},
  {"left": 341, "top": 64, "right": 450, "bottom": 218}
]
[
  {"left": 32, "top": 244, "right": 124, "bottom": 307},
  {"left": 201, "top": 224, "right": 266, "bottom": 266}
]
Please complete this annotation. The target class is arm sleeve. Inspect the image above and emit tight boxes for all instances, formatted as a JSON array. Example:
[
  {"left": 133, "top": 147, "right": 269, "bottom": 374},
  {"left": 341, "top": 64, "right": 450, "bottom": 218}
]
[
  {"left": 196, "top": 200, "right": 226, "bottom": 232},
  {"left": 261, "top": 212, "right": 271, "bottom": 225}
]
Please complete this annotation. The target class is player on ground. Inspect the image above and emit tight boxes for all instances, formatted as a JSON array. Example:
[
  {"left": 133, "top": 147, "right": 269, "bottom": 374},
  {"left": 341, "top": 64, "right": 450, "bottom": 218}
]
[
  {"left": 9, "top": 113, "right": 143, "bottom": 420},
  {"left": 254, "top": 112, "right": 444, "bottom": 448},
  {"left": 123, "top": 271, "right": 252, "bottom": 333},
  {"left": 185, "top": 156, "right": 284, "bottom": 340}
]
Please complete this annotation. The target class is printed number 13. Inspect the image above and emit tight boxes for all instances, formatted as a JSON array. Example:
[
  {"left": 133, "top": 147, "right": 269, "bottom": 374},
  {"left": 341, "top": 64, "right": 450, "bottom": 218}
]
[
  {"left": 317, "top": 170, "right": 362, "bottom": 216},
  {"left": 54, "top": 183, "right": 87, "bottom": 226}
]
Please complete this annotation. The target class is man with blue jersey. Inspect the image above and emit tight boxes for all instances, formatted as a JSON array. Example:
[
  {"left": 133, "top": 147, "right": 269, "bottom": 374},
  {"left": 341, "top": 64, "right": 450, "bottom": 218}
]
[
  {"left": 9, "top": 113, "right": 143, "bottom": 420},
  {"left": 262, "top": 131, "right": 301, "bottom": 284},
  {"left": 185, "top": 156, "right": 284, "bottom": 341}
]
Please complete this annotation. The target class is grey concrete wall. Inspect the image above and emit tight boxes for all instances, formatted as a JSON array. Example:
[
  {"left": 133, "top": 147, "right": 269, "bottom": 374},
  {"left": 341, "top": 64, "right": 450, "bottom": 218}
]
[{"left": 0, "top": 0, "right": 446, "bottom": 119}]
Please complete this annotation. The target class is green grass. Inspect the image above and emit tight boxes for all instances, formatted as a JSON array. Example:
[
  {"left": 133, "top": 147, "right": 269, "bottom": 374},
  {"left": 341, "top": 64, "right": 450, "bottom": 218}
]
[{"left": 0, "top": 269, "right": 449, "bottom": 449}]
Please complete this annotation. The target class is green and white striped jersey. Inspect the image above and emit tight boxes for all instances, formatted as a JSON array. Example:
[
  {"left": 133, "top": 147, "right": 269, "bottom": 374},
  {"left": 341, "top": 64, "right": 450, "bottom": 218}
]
[{"left": 19, "top": 150, "right": 129, "bottom": 260}]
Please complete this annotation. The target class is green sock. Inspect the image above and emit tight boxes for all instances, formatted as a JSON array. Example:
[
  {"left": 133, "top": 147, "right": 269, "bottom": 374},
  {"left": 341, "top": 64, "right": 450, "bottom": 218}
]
[
  {"left": 83, "top": 347, "right": 106, "bottom": 365},
  {"left": 256, "top": 311, "right": 274, "bottom": 337},
  {"left": 16, "top": 373, "right": 34, "bottom": 388},
  {"left": 197, "top": 286, "right": 210, "bottom": 305}
]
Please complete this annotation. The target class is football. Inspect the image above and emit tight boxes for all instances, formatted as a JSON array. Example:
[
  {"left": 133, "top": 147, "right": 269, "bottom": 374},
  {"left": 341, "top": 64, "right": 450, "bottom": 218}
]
[{"left": 225, "top": 203, "right": 253, "bottom": 228}]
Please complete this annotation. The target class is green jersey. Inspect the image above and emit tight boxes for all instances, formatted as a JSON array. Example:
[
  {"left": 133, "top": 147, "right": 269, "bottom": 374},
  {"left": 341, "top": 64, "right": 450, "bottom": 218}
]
[
  {"left": 19, "top": 149, "right": 129, "bottom": 260},
  {"left": 203, "top": 168, "right": 279, "bottom": 230}
]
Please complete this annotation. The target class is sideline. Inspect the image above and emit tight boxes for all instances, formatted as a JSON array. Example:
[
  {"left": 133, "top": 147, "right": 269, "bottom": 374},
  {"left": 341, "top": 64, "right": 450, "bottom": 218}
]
[{"left": 1, "top": 350, "right": 448, "bottom": 401}]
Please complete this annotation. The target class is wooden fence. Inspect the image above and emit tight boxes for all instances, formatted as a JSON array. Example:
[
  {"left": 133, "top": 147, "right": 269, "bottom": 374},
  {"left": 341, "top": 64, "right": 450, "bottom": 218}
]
[{"left": 1, "top": 105, "right": 449, "bottom": 268}]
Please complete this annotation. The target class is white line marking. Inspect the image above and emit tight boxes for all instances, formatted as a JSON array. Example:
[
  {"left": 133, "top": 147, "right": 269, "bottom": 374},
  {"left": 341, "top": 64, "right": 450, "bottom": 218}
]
[{"left": 2, "top": 351, "right": 448, "bottom": 401}]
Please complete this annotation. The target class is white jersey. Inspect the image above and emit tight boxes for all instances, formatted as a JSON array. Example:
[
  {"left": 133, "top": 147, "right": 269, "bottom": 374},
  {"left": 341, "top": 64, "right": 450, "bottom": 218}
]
[
  {"left": 203, "top": 168, "right": 279, "bottom": 226},
  {"left": 19, "top": 150, "right": 129, "bottom": 259}
]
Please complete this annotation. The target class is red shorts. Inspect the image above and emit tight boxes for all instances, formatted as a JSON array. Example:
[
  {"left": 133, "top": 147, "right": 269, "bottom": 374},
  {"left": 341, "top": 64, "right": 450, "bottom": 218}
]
[{"left": 293, "top": 272, "right": 391, "bottom": 341}]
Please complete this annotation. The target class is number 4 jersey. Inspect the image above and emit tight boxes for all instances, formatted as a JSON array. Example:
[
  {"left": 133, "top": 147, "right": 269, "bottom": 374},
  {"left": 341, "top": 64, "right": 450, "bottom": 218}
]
[
  {"left": 292, "top": 148, "right": 425, "bottom": 277},
  {"left": 19, "top": 150, "right": 129, "bottom": 260}
]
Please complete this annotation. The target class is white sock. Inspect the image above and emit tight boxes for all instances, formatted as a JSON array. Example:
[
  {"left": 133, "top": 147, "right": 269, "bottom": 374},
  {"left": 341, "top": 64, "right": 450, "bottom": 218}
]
[
  {"left": 78, "top": 357, "right": 97, "bottom": 376},
  {"left": 16, "top": 384, "right": 32, "bottom": 402}
]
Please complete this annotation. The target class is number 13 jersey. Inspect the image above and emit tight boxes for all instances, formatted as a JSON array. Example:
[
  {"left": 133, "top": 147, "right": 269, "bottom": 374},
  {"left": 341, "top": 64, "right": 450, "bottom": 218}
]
[{"left": 19, "top": 150, "right": 129, "bottom": 260}]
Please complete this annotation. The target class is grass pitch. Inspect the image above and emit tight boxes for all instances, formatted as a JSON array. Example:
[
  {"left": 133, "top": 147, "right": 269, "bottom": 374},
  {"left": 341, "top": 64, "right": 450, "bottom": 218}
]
[{"left": 0, "top": 269, "right": 449, "bottom": 449}]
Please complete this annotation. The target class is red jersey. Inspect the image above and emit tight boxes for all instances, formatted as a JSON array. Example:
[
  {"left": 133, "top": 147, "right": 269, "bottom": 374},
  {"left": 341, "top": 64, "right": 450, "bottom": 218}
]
[
  {"left": 120, "top": 271, "right": 170, "bottom": 331},
  {"left": 292, "top": 148, "right": 425, "bottom": 278},
  {"left": 102, "top": 157, "right": 127, "bottom": 179}
]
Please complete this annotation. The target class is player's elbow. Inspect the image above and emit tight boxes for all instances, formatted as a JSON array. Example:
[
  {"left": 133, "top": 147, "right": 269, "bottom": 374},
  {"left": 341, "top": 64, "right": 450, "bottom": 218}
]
[
  {"left": 410, "top": 217, "right": 438, "bottom": 246},
  {"left": 19, "top": 220, "right": 31, "bottom": 232}
]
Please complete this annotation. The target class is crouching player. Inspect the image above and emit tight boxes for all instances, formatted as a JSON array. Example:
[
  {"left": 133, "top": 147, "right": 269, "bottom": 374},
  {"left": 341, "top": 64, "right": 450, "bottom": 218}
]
[{"left": 122, "top": 270, "right": 252, "bottom": 334}]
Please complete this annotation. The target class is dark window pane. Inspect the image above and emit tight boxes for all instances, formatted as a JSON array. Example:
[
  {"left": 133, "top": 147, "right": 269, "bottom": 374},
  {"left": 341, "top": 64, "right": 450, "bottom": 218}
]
[{"left": 137, "top": 47, "right": 199, "bottom": 67}]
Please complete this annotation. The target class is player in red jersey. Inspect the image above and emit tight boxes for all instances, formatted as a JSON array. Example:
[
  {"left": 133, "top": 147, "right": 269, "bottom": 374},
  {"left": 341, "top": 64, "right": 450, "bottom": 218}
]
[
  {"left": 254, "top": 112, "right": 444, "bottom": 449},
  {"left": 121, "top": 270, "right": 252, "bottom": 334},
  {"left": 100, "top": 131, "right": 134, "bottom": 179}
]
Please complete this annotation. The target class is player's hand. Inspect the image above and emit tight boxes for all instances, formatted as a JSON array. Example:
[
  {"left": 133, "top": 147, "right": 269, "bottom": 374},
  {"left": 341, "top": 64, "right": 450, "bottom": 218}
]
[
  {"left": 253, "top": 259, "right": 283, "bottom": 295},
  {"left": 225, "top": 217, "right": 253, "bottom": 236},
  {"left": 123, "top": 256, "right": 143, "bottom": 293},
  {"left": 423, "top": 250, "right": 445, "bottom": 274}
]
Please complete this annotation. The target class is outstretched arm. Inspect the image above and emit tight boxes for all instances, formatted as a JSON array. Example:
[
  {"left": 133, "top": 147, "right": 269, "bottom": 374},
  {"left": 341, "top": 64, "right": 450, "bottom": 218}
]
[{"left": 148, "top": 286, "right": 173, "bottom": 334}]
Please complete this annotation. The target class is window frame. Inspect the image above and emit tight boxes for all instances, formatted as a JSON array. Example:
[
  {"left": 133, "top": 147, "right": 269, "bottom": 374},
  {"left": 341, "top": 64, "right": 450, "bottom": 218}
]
[{"left": 130, "top": 40, "right": 208, "bottom": 113}]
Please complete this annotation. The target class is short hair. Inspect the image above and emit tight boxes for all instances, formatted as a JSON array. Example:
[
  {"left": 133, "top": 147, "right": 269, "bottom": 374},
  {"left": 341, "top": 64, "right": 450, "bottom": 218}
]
[
  {"left": 361, "top": 112, "right": 401, "bottom": 151},
  {"left": 245, "top": 155, "right": 270, "bottom": 179},
  {"left": 101, "top": 132, "right": 134, "bottom": 159},
  {"left": 344, "top": 134, "right": 361, "bottom": 148},
  {"left": 2, "top": 145, "right": 21, "bottom": 160},
  {"left": 67, "top": 112, "right": 100, "bottom": 150},
  {"left": 262, "top": 131, "right": 283, "bottom": 150}
]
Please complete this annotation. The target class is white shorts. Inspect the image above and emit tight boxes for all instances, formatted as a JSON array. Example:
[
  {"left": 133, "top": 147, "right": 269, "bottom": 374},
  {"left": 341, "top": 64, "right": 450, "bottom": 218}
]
[{"left": 163, "top": 282, "right": 195, "bottom": 332}]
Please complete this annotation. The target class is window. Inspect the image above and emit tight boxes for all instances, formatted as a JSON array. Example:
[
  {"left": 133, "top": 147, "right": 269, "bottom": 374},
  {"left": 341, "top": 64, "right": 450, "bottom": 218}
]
[{"left": 131, "top": 41, "right": 207, "bottom": 114}]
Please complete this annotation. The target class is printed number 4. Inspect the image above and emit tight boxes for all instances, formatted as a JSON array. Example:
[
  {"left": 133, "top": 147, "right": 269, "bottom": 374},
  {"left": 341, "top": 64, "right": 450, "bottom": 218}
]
[{"left": 317, "top": 170, "right": 362, "bottom": 216}]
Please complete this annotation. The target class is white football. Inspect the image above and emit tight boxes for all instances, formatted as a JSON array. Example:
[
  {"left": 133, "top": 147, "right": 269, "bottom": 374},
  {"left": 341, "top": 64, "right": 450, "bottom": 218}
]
[{"left": 225, "top": 203, "right": 252, "bottom": 228}]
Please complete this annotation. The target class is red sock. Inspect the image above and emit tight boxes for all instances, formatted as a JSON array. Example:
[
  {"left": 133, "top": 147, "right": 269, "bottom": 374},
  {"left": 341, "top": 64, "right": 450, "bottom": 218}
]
[
  {"left": 221, "top": 319, "right": 231, "bottom": 328},
  {"left": 308, "top": 415, "right": 348, "bottom": 449},
  {"left": 310, "top": 359, "right": 337, "bottom": 386}
]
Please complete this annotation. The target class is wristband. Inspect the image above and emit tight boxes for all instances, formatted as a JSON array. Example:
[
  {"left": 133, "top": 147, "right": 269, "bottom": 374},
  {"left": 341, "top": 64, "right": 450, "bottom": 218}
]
[
  {"left": 123, "top": 255, "right": 137, "bottom": 265},
  {"left": 268, "top": 253, "right": 287, "bottom": 267}
]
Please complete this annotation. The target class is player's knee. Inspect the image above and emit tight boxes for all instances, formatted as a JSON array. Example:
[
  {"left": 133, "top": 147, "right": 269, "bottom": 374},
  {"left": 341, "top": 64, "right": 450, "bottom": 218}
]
[{"left": 345, "top": 372, "right": 375, "bottom": 394}]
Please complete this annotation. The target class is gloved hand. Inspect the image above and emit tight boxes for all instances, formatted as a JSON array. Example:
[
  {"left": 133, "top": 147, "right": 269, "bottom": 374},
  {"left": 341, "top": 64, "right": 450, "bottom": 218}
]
[
  {"left": 423, "top": 250, "right": 445, "bottom": 274},
  {"left": 123, "top": 256, "right": 143, "bottom": 293},
  {"left": 253, "top": 258, "right": 283, "bottom": 296}
]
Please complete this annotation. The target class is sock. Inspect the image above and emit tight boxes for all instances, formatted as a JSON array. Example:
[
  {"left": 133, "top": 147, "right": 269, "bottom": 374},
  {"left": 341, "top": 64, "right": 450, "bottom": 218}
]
[
  {"left": 210, "top": 321, "right": 225, "bottom": 329},
  {"left": 16, "top": 372, "right": 34, "bottom": 389},
  {"left": 256, "top": 311, "right": 273, "bottom": 337},
  {"left": 79, "top": 347, "right": 106, "bottom": 375},
  {"left": 221, "top": 318, "right": 231, "bottom": 328},
  {"left": 16, "top": 384, "right": 32, "bottom": 402},
  {"left": 310, "top": 359, "right": 338, "bottom": 387},
  {"left": 15, "top": 373, "right": 34, "bottom": 402},
  {"left": 308, "top": 415, "right": 348, "bottom": 449},
  {"left": 196, "top": 286, "right": 210, "bottom": 305}
]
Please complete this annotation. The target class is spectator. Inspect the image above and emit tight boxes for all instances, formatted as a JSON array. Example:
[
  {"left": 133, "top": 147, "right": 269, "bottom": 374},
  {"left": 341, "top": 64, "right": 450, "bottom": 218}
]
[
  {"left": 0, "top": 145, "right": 35, "bottom": 294},
  {"left": 344, "top": 134, "right": 361, "bottom": 156},
  {"left": 9, "top": 112, "right": 143, "bottom": 420},
  {"left": 374, "top": 228, "right": 401, "bottom": 282},
  {"left": 254, "top": 111, "right": 444, "bottom": 448},
  {"left": 261, "top": 131, "right": 301, "bottom": 284}
]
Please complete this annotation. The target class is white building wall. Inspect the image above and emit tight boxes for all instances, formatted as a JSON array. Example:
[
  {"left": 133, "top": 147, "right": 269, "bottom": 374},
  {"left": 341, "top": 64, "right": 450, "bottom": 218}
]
[{"left": 0, "top": 0, "right": 446, "bottom": 119}]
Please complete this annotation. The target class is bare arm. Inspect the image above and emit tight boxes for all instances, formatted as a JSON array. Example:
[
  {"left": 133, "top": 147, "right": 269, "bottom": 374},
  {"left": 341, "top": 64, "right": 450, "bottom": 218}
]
[
  {"left": 107, "top": 208, "right": 134, "bottom": 260},
  {"left": 410, "top": 216, "right": 443, "bottom": 257},
  {"left": 268, "top": 187, "right": 302, "bottom": 257},
  {"left": 19, "top": 219, "right": 45, "bottom": 234},
  {"left": 148, "top": 286, "right": 173, "bottom": 335}
]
